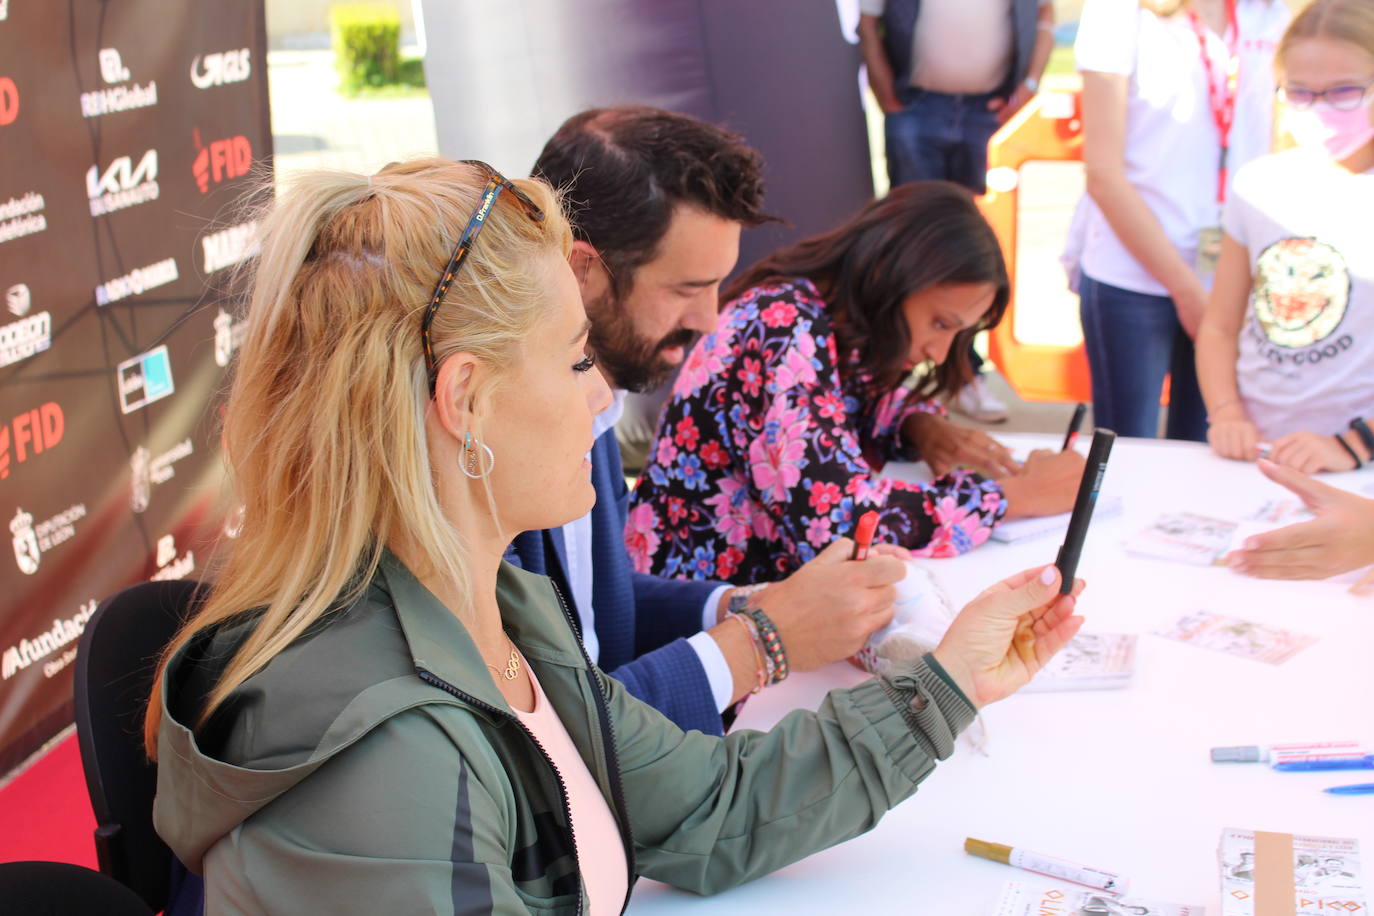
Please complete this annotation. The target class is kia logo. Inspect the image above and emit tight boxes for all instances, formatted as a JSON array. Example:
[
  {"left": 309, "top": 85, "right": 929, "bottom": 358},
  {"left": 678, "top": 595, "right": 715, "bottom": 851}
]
[
  {"left": 86, "top": 149, "right": 159, "bottom": 198},
  {"left": 0, "top": 78, "right": 17, "bottom": 126}
]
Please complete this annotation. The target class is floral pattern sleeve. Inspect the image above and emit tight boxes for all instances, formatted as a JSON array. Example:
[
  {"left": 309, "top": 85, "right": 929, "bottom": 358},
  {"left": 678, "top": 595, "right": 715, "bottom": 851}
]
[{"left": 625, "top": 278, "right": 1006, "bottom": 585}]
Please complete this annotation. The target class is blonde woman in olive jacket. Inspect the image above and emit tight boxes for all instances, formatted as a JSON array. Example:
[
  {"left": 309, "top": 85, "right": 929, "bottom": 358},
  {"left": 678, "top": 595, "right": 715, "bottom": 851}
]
[{"left": 146, "top": 158, "right": 1085, "bottom": 915}]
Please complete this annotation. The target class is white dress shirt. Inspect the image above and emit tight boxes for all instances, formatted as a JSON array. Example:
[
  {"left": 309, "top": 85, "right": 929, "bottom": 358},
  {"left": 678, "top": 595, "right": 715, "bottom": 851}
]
[{"left": 557, "top": 390, "right": 735, "bottom": 712}]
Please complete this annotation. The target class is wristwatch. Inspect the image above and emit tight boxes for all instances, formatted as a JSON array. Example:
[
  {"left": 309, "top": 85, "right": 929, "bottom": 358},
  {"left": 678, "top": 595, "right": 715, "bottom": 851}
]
[{"left": 1023, "top": 76, "right": 1040, "bottom": 94}]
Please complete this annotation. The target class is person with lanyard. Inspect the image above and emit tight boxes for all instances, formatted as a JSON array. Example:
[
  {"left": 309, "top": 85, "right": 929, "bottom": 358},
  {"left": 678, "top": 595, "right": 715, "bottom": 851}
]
[
  {"left": 1196, "top": 0, "right": 1374, "bottom": 475},
  {"left": 1067, "top": 0, "right": 1290, "bottom": 441}
]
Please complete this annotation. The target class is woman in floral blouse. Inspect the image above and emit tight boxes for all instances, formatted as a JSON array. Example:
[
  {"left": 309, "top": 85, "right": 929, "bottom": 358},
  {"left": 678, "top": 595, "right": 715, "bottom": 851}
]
[{"left": 627, "top": 182, "right": 1084, "bottom": 584}]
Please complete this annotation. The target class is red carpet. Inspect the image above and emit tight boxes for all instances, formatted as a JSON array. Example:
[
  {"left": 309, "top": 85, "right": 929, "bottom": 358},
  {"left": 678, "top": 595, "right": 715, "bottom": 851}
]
[{"left": 0, "top": 731, "right": 98, "bottom": 868}]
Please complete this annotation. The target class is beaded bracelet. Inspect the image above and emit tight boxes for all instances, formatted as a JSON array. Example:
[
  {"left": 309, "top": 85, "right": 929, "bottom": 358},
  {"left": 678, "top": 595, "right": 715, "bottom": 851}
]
[
  {"left": 723, "top": 612, "right": 767, "bottom": 694},
  {"left": 728, "top": 584, "right": 789, "bottom": 685},
  {"left": 1350, "top": 418, "right": 1374, "bottom": 461},
  {"left": 1334, "top": 433, "right": 1363, "bottom": 470}
]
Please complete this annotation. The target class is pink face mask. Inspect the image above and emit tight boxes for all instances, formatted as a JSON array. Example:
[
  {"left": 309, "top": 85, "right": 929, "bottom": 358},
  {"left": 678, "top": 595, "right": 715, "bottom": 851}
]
[{"left": 1283, "top": 100, "right": 1374, "bottom": 161}]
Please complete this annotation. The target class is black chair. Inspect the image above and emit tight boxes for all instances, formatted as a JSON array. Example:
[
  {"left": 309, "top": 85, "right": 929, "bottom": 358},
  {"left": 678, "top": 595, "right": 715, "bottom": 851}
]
[
  {"left": 0, "top": 860, "right": 154, "bottom": 916},
  {"left": 73, "top": 579, "right": 204, "bottom": 912}
]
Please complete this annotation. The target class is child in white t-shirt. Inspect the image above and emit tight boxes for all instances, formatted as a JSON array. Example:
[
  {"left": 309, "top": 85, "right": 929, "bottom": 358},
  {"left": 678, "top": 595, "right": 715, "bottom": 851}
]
[
  {"left": 1197, "top": 0, "right": 1374, "bottom": 473},
  {"left": 1072, "top": 0, "right": 1288, "bottom": 441}
]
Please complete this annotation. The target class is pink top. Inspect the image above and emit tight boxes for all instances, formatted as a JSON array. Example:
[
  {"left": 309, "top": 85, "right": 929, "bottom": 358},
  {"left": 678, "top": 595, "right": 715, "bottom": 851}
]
[{"left": 514, "top": 665, "right": 629, "bottom": 915}]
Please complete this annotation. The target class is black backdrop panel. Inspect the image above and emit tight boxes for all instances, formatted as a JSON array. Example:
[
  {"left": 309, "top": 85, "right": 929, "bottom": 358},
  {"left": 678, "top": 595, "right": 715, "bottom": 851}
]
[
  {"left": 0, "top": 0, "right": 270, "bottom": 776},
  {"left": 422, "top": 0, "right": 874, "bottom": 274}
]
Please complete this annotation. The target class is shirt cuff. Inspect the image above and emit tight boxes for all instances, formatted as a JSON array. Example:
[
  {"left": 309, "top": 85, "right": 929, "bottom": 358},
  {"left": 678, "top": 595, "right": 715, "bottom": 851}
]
[
  {"left": 701, "top": 584, "right": 732, "bottom": 631},
  {"left": 686, "top": 630, "right": 735, "bottom": 712}
]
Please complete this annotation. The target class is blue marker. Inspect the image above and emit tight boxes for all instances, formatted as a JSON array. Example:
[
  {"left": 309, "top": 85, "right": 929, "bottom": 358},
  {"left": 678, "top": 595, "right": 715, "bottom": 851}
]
[
  {"left": 1274, "top": 755, "right": 1374, "bottom": 772},
  {"left": 1323, "top": 783, "right": 1374, "bottom": 796}
]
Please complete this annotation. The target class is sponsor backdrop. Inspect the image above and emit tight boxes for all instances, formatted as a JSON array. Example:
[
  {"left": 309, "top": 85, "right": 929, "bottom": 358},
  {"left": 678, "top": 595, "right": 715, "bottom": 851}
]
[{"left": 0, "top": 0, "right": 270, "bottom": 776}]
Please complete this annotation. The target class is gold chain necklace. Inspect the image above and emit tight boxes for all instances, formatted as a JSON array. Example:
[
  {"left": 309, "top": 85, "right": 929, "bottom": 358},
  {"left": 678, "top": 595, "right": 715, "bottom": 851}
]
[{"left": 485, "top": 638, "right": 521, "bottom": 681}]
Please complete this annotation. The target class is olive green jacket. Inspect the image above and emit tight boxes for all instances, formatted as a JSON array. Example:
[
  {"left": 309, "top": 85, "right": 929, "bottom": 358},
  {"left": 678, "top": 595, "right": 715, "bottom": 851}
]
[{"left": 154, "top": 554, "right": 975, "bottom": 914}]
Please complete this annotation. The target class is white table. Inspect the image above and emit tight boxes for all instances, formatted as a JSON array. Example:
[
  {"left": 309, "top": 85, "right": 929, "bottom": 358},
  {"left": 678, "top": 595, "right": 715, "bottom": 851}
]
[{"left": 629, "top": 434, "right": 1374, "bottom": 914}]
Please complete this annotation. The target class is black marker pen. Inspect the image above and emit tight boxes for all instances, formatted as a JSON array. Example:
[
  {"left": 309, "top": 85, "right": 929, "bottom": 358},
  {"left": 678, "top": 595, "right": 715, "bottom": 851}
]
[
  {"left": 1054, "top": 428, "right": 1116, "bottom": 595},
  {"left": 1062, "top": 403, "right": 1088, "bottom": 451}
]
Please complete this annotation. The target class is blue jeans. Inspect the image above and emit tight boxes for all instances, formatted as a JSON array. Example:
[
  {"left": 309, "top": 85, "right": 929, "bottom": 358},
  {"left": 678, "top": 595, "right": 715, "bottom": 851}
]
[
  {"left": 1078, "top": 273, "right": 1208, "bottom": 441},
  {"left": 883, "top": 88, "right": 1002, "bottom": 194}
]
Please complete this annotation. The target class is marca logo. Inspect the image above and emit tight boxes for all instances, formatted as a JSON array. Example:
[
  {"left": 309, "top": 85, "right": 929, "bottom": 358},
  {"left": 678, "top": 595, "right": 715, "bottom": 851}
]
[
  {"left": 1, "top": 600, "right": 97, "bottom": 680},
  {"left": 95, "top": 257, "right": 178, "bottom": 306},
  {"left": 87, "top": 149, "right": 159, "bottom": 216},
  {"left": 6, "top": 283, "right": 29, "bottom": 316},
  {"left": 10, "top": 502, "right": 86, "bottom": 575},
  {"left": 130, "top": 438, "right": 193, "bottom": 513},
  {"left": 202, "top": 220, "right": 260, "bottom": 274},
  {"left": 191, "top": 49, "right": 251, "bottom": 89},
  {"left": 213, "top": 307, "right": 247, "bottom": 367},
  {"left": 192, "top": 131, "right": 251, "bottom": 193},
  {"left": 0, "top": 401, "right": 64, "bottom": 480},
  {"left": 0, "top": 76, "right": 17, "bottom": 126},
  {"left": 0, "top": 191, "right": 45, "bottom": 244},
  {"left": 0, "top": 308, "right": 50, "bottom": 368},
  {"left": 117, "top": 345, "right": 175, "bottom": 414},
  {"left": 81, "top": 48, "right": 157, "bottom": 118},
  {"left": 151, "top": 533, "right": 195, "bottom": 581}
]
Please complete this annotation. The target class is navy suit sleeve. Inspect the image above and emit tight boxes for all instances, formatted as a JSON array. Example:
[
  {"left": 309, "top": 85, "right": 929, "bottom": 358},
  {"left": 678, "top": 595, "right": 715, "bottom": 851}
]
[
  {"left": 629, "top": 571, "right": 719, "bottom": 652},
  {"left": 601, "top": 640, "right": 724, "bottom": 737}
]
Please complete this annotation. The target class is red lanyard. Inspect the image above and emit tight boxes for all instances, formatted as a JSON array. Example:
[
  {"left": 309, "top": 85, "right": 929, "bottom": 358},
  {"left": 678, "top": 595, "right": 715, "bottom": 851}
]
[{"left": 1187, "top": 0, "right": 1240, "bottom": 204}]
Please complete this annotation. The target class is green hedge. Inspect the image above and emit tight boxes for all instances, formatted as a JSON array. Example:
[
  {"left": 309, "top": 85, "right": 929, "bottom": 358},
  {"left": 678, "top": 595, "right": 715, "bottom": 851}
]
[{"left": 330, "top": 3, "right": 401, "bottom": 93}]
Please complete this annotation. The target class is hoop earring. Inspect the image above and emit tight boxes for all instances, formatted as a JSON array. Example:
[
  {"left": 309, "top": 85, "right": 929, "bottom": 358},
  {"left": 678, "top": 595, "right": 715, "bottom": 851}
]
[{"left": 461, "top": 432, "right": 495, "bottom": 479}]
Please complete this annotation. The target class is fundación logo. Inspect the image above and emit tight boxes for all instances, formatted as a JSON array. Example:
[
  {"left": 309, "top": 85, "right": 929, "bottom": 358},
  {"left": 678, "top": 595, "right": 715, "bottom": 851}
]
[
  {"left": 117, "top": 345, "right": 175, "bottom": 414},
  {"left": 10, "top": 502, "right": 86, "bottom": 576},
  {"left": 192, "top": 130, "right": 252, "bottom": 194},
  {"left": 0, "top": 75, "right": 17, "bottom": 126},
  {"left": 81, "top": 47, "right": 157, "bottom": 118},
  {"left": 0, "top": 401, "right": 64, "bottom": 480},
  {"left": 191, "top": 48, "right": 251, "bottom": 89},
  {"left": 1, "top": 600, "right": 98, "bottom": 681},
  {"left": 87, "top": 148, "right": 159, "bottom": 217},
  {"left": 130, "top": 438, "right": 194, "bottom": 513},
  {"left": 0, "top": 191, "right": 44, "bottom": 246},
  {"left": 0, "top": 283, "right": 50, "bottom": 369}
]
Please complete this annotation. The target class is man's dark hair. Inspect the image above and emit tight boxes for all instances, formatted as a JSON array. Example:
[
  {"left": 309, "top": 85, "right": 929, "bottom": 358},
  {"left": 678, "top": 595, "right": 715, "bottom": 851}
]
[{"left": 532, "top": 105, "right": 773, "bottom": 296}]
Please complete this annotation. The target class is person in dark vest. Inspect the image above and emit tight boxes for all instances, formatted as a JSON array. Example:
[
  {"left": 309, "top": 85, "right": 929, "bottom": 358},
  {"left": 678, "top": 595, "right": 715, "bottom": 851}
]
[{"left": 857, "top": 0, "right": 1056, "bottom": 423}]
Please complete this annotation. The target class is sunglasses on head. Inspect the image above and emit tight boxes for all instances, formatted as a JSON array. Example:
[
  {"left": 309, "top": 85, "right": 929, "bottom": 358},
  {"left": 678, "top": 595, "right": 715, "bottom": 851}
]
[{"left": 420, "top": 160, "right": 545, "bottom": 397}]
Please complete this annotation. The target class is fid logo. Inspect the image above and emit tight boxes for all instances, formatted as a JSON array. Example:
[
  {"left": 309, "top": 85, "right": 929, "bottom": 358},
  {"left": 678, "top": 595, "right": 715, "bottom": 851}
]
[
  {"left": 0, "top": 76, "right": 17, "bottom": 127},
  {"left": 0, "top": 401, "right": 65, "bottom": 480},
  {"left": 98, "top": 48, "right": 130, "bottom": 84},
  {"left": 192, "top": 130, "right": 251, "bottom": 193}
]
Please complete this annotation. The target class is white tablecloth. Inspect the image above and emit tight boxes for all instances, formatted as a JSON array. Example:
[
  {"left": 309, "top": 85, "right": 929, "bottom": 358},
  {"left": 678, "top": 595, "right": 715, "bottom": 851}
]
[{"left": 629, "top": 434, "right": 1374, "bottom": 914}]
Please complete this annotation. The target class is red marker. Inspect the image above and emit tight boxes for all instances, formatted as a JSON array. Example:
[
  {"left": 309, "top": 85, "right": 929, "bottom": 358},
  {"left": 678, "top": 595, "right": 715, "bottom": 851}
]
[{"left": 852, "top": 510, "right": 880, "bottom": 560}]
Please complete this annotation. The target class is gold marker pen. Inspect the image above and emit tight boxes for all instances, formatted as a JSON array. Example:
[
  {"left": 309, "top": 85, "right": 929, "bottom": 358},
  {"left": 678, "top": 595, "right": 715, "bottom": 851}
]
[{"left": 964, "top": 838, "right": 1129, "bottom": 894}]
